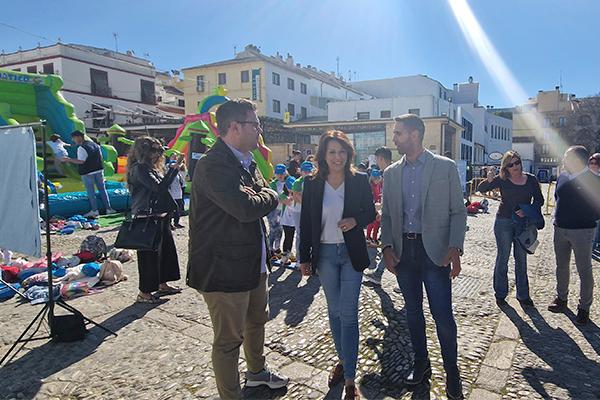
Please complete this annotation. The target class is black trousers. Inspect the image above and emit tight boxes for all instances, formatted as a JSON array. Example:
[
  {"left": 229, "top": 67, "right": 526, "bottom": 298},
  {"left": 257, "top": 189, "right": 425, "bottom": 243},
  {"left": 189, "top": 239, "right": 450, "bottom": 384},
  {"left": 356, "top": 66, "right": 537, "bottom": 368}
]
[
  {"left": 137, "top": 216, "right": 181, "bottom": 293},
  {"left": 282, "top": 225, "right": 295, "bottom": 253},
  {"left": 172, "top": 198, "right": 185, "bottom": 225}
]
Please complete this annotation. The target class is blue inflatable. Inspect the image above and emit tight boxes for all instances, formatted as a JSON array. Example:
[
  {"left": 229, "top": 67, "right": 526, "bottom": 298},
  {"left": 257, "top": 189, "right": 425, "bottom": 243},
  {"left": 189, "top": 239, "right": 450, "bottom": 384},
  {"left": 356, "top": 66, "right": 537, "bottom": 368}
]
[{"left": 47, "top": 187, "right": 130, "bottom": 218}]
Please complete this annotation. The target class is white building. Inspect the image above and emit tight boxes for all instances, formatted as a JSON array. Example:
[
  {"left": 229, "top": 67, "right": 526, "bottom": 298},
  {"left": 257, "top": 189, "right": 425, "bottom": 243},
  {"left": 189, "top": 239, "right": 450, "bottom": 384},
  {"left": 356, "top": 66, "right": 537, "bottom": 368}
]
[
  {"left": 329, "top": 75, "right": 457, "bottom": 121},
  {"left": 181, "top": 45, "right": 368, "bottom": 121},
  {"left": 452, "top": 79, "right": 512, "bottom": 166},
  {"left": 328, "top": 75, "right": 512, "bottom": 170},
  {"left": 0, "top": 43, "right": 177, "bottom": 131},
  {"left": 155, "top": 71, "right": 185, "bottom": 116}
]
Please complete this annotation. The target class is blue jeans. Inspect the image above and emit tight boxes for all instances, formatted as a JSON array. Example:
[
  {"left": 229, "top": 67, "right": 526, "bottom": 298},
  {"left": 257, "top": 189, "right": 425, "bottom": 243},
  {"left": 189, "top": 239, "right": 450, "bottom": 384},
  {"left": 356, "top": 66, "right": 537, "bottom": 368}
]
[
  {"left": 317, "top": 243, "right": 362, "bottom": 380},
  {"left": 81, "top": 172, "right": 111, "bottom": 212},
  {"left": 493, "top": 217, "right": 529, "bottom": 300},
  {"left": 395, "top": 238, "right": 458, "bottom": 372},
  {"left": 267, "top": 209, "right": 282, "bottom": 251}
]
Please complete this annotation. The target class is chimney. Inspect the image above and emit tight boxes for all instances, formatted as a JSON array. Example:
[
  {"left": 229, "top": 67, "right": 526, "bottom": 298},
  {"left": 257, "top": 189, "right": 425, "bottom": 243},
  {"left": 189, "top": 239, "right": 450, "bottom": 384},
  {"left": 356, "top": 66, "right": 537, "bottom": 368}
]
[
  {"left": 296, "top": 63, "right": 301, "bottom": 67},
  {"left": 555, "top": 86, "right": 560, "bottom": 91},
  {"left": 453, "top": 83, "right": 458, "bottom": 91},
  {"left": 286, "top": 53, "right": 293, "bottom": 66}
]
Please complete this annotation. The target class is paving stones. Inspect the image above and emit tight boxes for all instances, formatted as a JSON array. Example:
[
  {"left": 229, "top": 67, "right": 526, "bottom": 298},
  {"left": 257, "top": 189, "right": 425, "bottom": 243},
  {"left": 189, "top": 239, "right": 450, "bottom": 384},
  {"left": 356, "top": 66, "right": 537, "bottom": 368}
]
[{"left": 2, "top": 191, "right": 598, "bottom": 399}]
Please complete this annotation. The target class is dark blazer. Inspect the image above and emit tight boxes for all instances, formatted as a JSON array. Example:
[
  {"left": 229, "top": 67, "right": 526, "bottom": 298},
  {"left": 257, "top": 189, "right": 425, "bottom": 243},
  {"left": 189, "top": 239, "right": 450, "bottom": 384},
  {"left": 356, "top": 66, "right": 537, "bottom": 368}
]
[
  {"left": 299, "top": 172, "right": 376, "bottom": 272},
  {"left": 186, "top": 138, "right": 278, "bottom": 293}
]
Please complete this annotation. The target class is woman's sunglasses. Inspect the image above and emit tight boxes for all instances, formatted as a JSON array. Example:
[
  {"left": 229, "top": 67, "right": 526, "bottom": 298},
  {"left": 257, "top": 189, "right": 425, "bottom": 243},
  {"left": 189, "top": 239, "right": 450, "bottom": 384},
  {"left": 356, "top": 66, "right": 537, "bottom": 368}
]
[{"left": 506, "top": 159, "right": 522, "bottom": 168}]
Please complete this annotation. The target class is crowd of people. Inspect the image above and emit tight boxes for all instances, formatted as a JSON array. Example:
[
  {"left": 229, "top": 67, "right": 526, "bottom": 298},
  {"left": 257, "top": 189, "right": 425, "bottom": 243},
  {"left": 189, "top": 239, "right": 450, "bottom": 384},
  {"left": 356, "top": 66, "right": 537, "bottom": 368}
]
[{"left": 114, "top": 98, "right": 599, "bottom": 400}]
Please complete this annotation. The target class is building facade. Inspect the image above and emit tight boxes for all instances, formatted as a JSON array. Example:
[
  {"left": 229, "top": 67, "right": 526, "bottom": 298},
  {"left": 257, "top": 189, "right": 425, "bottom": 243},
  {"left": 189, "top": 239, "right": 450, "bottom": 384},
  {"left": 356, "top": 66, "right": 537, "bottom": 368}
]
[
  {"left": 181, "top": 44, "right": 367, "bottom": 120},
  {"left": 0, "top": 43, "right": 169, "bottom": 131},
  {"left": 328, "top": 75, "right": 511, "bottom": 177},
  {"left": 511, "top": 87, "right": 577, "bottom": 181}
]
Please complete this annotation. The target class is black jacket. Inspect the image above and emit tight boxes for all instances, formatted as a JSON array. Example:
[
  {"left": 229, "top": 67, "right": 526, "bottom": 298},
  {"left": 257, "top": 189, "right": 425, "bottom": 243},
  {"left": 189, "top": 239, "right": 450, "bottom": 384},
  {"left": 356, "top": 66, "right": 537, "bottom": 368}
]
[
  {"left": 127, "top": 163, "right": 179, "bottom": 215},
  {"left": 299, "top": 172, "right": 376, "bottom": 272},
  {"left": 186, "top": 138, "right": 278, "bottom": 293}
]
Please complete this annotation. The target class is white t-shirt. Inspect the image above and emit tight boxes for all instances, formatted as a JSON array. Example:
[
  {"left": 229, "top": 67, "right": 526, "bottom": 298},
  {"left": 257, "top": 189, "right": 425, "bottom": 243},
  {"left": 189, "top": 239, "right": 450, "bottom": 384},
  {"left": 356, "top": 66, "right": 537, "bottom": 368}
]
[
  {"left": 77, "top": 147, "right": 103, "bottom": 176},
  {"left": 48, "top": 140, "right": 68, "bottom": 159},
  {"left": 280, "top": 202, "right": 296, "bottom": 227},
  {"left": 320, "top": 182, "right": 345, "bottom": 244}
]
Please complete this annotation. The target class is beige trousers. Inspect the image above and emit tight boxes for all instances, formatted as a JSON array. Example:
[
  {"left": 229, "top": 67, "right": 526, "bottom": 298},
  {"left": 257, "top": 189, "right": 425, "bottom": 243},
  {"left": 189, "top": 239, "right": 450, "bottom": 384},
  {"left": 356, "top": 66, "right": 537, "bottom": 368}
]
[{"left": 201, "top": 273, "right": 269, "bottom": 400}]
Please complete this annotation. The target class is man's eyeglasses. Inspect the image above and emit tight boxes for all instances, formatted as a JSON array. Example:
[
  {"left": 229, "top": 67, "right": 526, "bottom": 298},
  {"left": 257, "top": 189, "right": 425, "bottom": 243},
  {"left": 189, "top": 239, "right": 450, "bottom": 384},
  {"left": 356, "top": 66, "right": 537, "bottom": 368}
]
[
  {"left": 236, "top": 120, "right": 262, "bottom": 130},
  {"left": 506, "top": 159, "right": 521, "bottom": 168}
]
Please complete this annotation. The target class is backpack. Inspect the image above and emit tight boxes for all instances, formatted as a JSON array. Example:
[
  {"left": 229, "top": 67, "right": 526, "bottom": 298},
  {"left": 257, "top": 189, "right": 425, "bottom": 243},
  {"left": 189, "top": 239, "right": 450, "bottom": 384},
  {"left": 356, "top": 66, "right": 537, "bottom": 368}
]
[{"left": 79, "top": 235, "right": 107, "bottom": 259}]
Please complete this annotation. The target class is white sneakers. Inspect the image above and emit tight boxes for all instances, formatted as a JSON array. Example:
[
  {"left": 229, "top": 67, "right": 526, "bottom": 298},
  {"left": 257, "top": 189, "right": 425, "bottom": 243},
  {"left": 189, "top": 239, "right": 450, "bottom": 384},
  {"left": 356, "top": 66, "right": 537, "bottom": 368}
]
[{"left": 83, "top": 210, "right": 99, "bottom": 218}]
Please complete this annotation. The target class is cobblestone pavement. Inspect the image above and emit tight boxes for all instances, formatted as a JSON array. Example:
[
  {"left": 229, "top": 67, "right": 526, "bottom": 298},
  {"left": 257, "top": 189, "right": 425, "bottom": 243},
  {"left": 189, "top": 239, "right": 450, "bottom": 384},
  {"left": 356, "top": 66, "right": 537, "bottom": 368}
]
[{"left": 1, "top": 192, "right": 599, "bottom": 399}]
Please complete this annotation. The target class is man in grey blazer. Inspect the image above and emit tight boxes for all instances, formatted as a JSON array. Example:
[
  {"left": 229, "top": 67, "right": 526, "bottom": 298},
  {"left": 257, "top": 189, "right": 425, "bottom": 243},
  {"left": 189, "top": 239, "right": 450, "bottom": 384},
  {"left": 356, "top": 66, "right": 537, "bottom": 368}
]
[{"left": 380, "top": 114, "right": 467, "bottom": 400}]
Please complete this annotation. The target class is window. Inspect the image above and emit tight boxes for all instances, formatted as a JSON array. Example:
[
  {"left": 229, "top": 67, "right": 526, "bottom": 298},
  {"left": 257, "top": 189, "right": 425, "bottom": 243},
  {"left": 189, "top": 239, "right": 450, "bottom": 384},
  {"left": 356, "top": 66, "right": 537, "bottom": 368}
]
[
  {"left": 11, "top": 68, "right": 20, "bottom": 72},
  {"left": 42, "top": 63, "right": 54, "bottom": 74},
  {"left": 196, "top": 75, "right": 205, "bottom": 92},
  {"left": 300, "top": 106, "right": 307, "bottom": 119},
  {"left": 542, "top": 144, "right": 549, "bottom": 155},
  {"left": 273, "top": 99, "right": 281, "bottom": 113},
  {"left": 178, "top": 99, "right": 185, "bottom": 107},
  {"left": 287, "top": 78, "right": 295, "bottom": 90},
  {"left": 300, "top": 82, "right": 307, "bottom": 94},
  {"left": 408, "top": 108, "right": 420, "bottom": 116},
  {"left": 356, "top": 112, "right": 370, "bottom": 120},
  {"left": 380, "top": 110, "right": 391, "bottom": 118},
  {"left": 559, "top": 116, "right": 566, "bottom": 126},
  {"left": 27, "top": 65, "right": 37, "bottom": 74},
  {"left": 140, "top": 80, "right": 156, "bottom": 104},
  {"left": 241, "top": 70, "right": 249, "bottom": 83},
  {"left": 90, "top": 68, "right": 110, "bottom": 96},
  {"left": 287, "top": 103, "right": 295, "bottom": 116},
  {"left": 218, "top": 73, "right": 227, "bottom": 85},
  {"left": 272, "top": 72, "right": 280, "bottom": 85},
  {"left": 461, "top": 118, "right": 473, "bottom": 141},
  {"left": 91, "top": 103, "right": 113, "bottom": 128}
]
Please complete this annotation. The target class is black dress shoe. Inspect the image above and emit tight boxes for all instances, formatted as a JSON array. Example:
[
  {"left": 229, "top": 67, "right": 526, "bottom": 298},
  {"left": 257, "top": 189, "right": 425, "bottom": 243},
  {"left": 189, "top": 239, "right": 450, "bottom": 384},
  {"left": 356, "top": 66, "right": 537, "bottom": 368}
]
[
  {"left": 496, "top": 297, "right": 508, "bottom": 307},
  {"left": 518, "top": 298, "right": 534, "bottom": 307},
  {"left": 575, "top": 308, "right": 590, "bottom": 325},
  {"left": 547, "top": 297, "right": 567, "bottom": 313},
  {"left": 446, "top": 371, "right": 464, "bottom": 400},
  {"left": 404, "top": 359, "right": 431, "bottom": 386}
]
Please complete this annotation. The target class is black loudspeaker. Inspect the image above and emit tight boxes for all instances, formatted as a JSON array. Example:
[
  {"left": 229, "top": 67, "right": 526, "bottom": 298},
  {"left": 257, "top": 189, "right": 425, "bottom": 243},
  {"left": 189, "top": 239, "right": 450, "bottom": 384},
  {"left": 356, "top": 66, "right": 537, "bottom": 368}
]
[{"left": 50, "top": 313, "right": 87, "bottom": 342}]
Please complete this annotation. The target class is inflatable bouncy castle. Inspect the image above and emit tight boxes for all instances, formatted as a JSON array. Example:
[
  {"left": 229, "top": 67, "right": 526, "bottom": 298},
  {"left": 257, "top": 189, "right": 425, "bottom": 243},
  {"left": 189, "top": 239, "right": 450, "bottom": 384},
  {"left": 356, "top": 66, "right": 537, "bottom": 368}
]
[{"left": 0, "top": 68, "right": 128, "bottom": 216}]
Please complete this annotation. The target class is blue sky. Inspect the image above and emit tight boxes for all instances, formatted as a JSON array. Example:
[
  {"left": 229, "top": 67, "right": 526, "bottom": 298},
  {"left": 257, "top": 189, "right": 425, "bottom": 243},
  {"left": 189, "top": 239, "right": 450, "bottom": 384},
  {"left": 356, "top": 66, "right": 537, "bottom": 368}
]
[{"left": 1, "top": 0, "right": 598, "bottom": 108}]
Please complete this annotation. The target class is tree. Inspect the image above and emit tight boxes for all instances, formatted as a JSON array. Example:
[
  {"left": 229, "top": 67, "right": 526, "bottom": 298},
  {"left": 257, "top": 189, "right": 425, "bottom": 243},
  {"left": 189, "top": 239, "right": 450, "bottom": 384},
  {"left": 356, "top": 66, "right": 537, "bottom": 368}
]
[{"left": 559, "top": 96, "right": 600, "bottom": 153}]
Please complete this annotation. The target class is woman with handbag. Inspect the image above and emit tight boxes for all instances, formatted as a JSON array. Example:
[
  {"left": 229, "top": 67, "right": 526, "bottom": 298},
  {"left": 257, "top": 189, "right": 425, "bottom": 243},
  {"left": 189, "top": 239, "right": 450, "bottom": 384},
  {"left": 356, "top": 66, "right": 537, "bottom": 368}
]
[
  {"left": 127, "top": 136, "right": 183, "bottom": 304},
  {"left": 477, "top": 150, "right": 544, "bottom": 308},
  {"left": 299, "top": 130, "right": 376, "bottom": 400}
]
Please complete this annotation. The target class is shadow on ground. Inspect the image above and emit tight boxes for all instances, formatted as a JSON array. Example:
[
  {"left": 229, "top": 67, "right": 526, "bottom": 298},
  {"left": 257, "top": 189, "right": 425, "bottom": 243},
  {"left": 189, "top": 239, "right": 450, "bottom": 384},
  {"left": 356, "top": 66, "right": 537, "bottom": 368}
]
[
  {"left": 502, "top": 304, "right": 600, "bottom": 400},
  {"left": 0, "top": 302, "right": 161, "bottom": 399}
]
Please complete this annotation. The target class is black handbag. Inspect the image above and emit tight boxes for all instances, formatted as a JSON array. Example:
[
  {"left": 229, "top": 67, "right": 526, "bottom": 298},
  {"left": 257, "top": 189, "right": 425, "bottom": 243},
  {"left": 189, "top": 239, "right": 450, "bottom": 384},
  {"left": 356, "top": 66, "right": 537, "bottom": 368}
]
[
  {"left": 114, "top": 194, "right": 164, "bottom": 251},
  {"left": 114, "top": 214, "right": 163, "bottom": 251}
]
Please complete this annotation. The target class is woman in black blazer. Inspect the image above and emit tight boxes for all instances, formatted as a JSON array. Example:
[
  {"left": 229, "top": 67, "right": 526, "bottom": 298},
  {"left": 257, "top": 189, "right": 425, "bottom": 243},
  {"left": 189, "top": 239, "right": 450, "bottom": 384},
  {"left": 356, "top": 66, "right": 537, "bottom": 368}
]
[{"left": 299, "top": 130, "right": 376, "bottom": 400}]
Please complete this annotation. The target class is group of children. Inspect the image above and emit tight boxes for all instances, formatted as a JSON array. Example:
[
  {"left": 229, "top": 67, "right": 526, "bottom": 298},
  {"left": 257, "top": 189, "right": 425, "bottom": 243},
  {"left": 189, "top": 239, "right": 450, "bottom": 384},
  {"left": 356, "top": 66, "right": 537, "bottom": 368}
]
[{"left": 267, "top": 161, "right": 314, "bottom": 267}]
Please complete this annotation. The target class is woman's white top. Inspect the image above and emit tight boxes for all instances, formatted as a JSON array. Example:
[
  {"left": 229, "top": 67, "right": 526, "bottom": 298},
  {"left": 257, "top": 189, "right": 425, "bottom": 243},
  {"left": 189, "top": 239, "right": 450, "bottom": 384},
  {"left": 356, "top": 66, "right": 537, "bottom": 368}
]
[{"left": 320, "top": 181, "right": 345, "bottom": 244}]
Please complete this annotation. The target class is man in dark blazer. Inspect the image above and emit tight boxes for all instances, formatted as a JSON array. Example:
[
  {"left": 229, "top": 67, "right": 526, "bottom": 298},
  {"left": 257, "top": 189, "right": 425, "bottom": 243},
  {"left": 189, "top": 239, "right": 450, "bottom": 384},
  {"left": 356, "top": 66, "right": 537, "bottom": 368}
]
[
  {"left": 380, "top": 114, "right": 467, "bottom": 400},
  {"left": 187, "top": 99, "right": 288, "bottom": 399}
]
